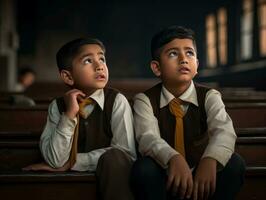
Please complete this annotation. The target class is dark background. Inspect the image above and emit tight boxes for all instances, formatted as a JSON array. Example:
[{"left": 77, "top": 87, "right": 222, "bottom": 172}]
[{"left": 16, "top": 0, "right": 231, "bottom": 78}]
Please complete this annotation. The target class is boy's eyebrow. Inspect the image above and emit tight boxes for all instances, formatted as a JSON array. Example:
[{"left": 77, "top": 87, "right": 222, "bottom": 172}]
[
  {"left": 79, "top": 51, "right": 105, "bottom": 59},
  {"left": 165, "top": 47, "right": 195, "bottom": 53}
]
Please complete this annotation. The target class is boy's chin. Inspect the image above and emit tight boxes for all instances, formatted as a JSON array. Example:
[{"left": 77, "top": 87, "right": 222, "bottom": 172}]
[{"left": 92, "top": 83, "right": 108, "bottom": 90}]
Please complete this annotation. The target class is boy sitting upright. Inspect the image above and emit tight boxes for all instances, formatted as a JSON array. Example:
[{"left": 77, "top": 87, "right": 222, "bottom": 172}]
[{"left": 131, "top": 26, "right": 245, "bottom": 200}]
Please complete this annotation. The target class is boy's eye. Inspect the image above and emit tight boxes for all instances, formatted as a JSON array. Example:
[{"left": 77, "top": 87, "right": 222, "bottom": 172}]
[
  {"left": 169, "top": 51, "right": 178, "bottom": 57},
  {"left": 186, "top": 51, "right": 195, "bottom": 56},
  {"left": 100, "top": 57, "right": 106, "bottom": 63},
  {"left": 84, "top": 59, "right": 92, "bottom": 64}
]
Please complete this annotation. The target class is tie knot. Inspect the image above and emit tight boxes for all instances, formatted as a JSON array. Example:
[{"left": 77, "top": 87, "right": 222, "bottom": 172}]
[
  {"left": 79, "top": 98, "right": 94, "bottom": 118},
  {"left": 169, "top": 98, "right": 184, "bottom": 118}
]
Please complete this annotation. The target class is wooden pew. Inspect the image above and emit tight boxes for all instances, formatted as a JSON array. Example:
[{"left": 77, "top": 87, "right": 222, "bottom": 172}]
[
  {"left": 1, "top": 101, "right": 265, "bottom": 134},
  {"left": 0, "top": 130, "right": 41, "bottom": 171},
  {"left": 2, "top": 79, "right": 266, "bottom": 106},
  {"left": 1, "top": 127, "right": 265, "bottom": 171},
  {"left": 0, "top": 127, "right": 265, "bottom": 200},
  {"left": 236, "top": 128, "right": 266, "bottom": 167},
  {"left": 0, "top": 171, "right": 97, "bottom": 200},
  {"left": 1, "top": 86, "right": 266, "bottom": 199},
  {"left": 0, "top": 130, "right": 97, "bottom": 200},
  {"left": 0, "top": 105, "right": 48, "bottom": 132},
  {"left": 226, "top": 102, "right": 266, "bottom": 128}
]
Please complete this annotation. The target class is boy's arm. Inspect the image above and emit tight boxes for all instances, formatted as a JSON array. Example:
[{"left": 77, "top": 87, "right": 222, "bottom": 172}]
[
  {"left": 40, "top": 100, "right": 77, "bottom": 168},
  {"left": 71, "top": 93, "right": 135, "bottom": 171},
  {"left": 110, "top": 93, "right": 136, "bottom": 159},
  {"left": 133, "top": 93, "right": 178, "bottom": 168},
  {"left": 202, "top": 89, "right": 237, "bottom": 167}
]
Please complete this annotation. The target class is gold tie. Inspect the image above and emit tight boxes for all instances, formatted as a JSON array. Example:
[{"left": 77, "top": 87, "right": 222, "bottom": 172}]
[
  {"left": 169, "top": 98, "right": 185, "bottom": 157},
  {"left": 69, "top": 98, "right": 94, "bottom": 167},
  {"left": 79, "top": 98, "right": 94, "bottom": 119}
]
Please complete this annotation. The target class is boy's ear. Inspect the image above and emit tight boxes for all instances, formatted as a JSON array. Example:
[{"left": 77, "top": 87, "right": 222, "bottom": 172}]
[
  {"left": 60, "top": 70, "right": 74, "bottom": 86},
  {"left": 196, "top": 59, "right": 199, "bottom": 74},
  {"left": 150, "top": 60, "right": 161, "bottom": 77}
]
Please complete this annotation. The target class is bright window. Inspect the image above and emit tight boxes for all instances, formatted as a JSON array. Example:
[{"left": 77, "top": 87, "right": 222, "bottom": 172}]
[
  {"left": 206, "top": 14, "right": 217, "bottom": 68},
  {"left": 258, "top": 0, "right": 266, "bottom": 56},
  {"left": 241, "top": 0, "right": 253, "bottom": 60},
  {"left": 218, "top": 7, "right": 227, "bottom": 65}
]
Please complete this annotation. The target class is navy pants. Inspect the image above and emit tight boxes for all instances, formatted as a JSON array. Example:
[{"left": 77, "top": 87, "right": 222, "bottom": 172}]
[{"left": 130, "top": 153, "right": 245, "bottom": 200}]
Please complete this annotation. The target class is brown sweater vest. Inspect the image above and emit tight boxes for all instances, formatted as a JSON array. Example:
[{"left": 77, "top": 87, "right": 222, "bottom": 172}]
[
  {"left": 56, "top": 87, "right": 119, "bottom": 153},
  {"left": 145, "top": 83, "right": 210, "bottom": 167}
]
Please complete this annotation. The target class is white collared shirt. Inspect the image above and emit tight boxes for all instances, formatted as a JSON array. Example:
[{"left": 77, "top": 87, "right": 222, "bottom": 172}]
[
  {"left": 133, "top": 81, "right": 236, "bottom": 168},
  {"left": 40, "top": 89, "right": 136, "bottom": 171}
]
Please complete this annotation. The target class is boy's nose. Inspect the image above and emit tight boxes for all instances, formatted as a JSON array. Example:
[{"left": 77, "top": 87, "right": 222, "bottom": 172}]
[
  {"left": 95, "top": 63, "right": 104, "bottom": 71},
  {"left": 179, "top": 53, "right": 188, "bottom": 64}
]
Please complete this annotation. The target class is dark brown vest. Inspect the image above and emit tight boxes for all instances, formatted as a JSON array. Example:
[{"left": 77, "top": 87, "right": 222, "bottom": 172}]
[
  {"left": 145, "top": 83, "right": 210, "bottom": 167},
  {"left": 56, "top": 87, "right": 119, "bottom": 153}
]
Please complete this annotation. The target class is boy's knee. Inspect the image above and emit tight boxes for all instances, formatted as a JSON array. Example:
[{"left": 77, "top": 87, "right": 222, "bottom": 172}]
[
  {"left": 98, "top": 148, "right": 132, "bottom": 170},
  {"left": 225, "top": 153, "right": 246, "bottom": 179},
  {"left": 131, "top": 157, "right": 164, "bottom": 182}
]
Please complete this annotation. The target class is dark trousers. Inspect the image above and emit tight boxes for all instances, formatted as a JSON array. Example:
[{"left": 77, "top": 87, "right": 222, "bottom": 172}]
[
  {"left": 96, "top": 148, "right": 134, "bottom": 200},
  {"left": 130, "top": 153, "right": 245, "bottom": 200}
]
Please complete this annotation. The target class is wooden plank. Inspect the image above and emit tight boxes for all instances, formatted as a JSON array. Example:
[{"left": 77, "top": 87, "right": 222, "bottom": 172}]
[
  {"left": 227, "top": 104, "right": 266, "bottom": 128},
  {"left": 0, "top": 106, "right": 48, "bottom": 132},
  {"left": 0, "top": 172, "right": 97, "bottom": 200},
  {"left": 236, "top": 127, "right": 266, "bottom": 137},
  {"left": 236, "top": 136, "right": 266, "bottom": 167}
]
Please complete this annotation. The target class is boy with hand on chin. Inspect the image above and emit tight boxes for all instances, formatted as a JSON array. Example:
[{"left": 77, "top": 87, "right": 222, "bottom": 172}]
[
  {"left": 130, "top": 26, "right": 245, "bottom": 200},
  {"left": 24, "top": 38, "right": 136, "bottom": 200}
]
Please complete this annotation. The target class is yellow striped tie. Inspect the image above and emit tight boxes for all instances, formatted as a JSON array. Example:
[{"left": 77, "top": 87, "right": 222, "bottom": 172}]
[{"left": 169, "top": 98, "right": 185, "bottom": 157}]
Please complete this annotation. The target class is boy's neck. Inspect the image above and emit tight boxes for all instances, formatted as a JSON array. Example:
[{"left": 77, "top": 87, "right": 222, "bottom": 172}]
[{"left": 164, "top": 81, "right": 192, "bottom": 98}]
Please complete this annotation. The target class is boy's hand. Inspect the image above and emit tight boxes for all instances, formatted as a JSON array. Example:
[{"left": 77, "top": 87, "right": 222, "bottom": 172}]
[
  {"left": 167, "top": 154, "right": 193, "bottom": 199},
  {"left": 64, "top": 89, "right": 86, "bottom": 119},
  {"left": 22, "top": 161, "right": 71, "bottom": 172},
  {"left": 193, "top": 157, "right": 217, "bottom": 200}
]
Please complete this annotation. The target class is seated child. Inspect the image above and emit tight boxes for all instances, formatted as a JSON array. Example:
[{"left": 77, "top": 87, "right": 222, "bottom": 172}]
[
  {"left": 130, "top": 26, "right": 245, "bottom": 200},
  {"left": 15, "top": 67, "right": 36, "bottom": 92},
  {"left": 24, "top": 38, "right": 136, "bottom": 200}
]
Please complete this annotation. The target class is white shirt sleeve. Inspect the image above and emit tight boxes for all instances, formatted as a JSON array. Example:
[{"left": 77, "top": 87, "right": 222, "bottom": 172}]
[
  {"left": 72, "top": 93, "right": 136, "bottom": 171},
  {"left": 202, "top": 89, "right": 237, "bottom": 166},
  {"left": 133, "top": 93, "right": 178, "bottom": 168},
  {"left": 40, "top": 100, "right": 77, "bottom": 168}
]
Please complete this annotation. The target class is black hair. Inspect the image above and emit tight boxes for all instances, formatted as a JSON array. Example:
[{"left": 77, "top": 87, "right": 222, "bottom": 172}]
[
  {"left": 18, "top": 67, "right": 35, "bottom": 77},
  {"left": 56, "top": 38, "right": 105, "bottom": 71},
  {"left": 151, "top": 25, "right": 197, "bottom": 60}
]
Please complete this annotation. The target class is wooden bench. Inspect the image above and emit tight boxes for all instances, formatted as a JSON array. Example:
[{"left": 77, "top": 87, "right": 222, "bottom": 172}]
[
  {"left": 0, "top": 130, "right": 41, "bottom": 171},
  {"left": 1, "top": 101, "right": 265, "bottom": 134},
  {"left": 1, "top": 128, "right": 265, "bottom": 170},
  {"left": 226, "top": 102, "right": 266, "bottom": 128},
  {"left": 0, "top": 106, "right": 48, "bottom": 132},
  {"left": 0, "top": 130, "right": 97, "bottom": 200},
  {"left": 236, "top": 128, "right": 266, "bottom": 167},
  {"left": 0, "top": 171, "right": 97, "bottom": 200},
  {"left": 0, "top": 167, "right": 265, "bottom": 200},
  {"left": 0, "top": 127, "right": 265, "bottom": 200}
]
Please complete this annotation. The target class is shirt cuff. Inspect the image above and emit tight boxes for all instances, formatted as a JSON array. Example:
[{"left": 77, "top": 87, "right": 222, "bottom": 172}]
[
  {"left": 156, "top": 147, "right": 179, "bottom": 168},
  {"left": 71, "top": 153, "right": 93, "bottom": 171},
  {"left": 202, "top": 144, "right": 234, "bottom": 167},
  {"left": 57, "top": 114, "right": 77, "bottom": 136}
]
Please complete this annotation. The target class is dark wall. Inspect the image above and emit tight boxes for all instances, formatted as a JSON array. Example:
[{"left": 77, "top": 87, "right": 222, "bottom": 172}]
[
  {"left": 16, "top": 0, "right": 220, "bottom": 79},
  {"left": 17, "top": 0, "right": 266, "bottom": 90}
]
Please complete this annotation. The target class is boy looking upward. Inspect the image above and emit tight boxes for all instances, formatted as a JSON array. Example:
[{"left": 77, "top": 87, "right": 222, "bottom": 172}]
[
  {"left": 25, "top": 38, "right": 136, "bottom": 200},
  {"left": 131, "top": 26, "right": 245, "bottom": 200}
]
